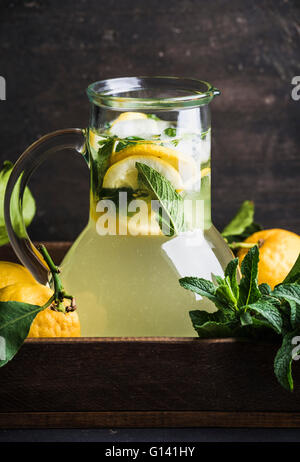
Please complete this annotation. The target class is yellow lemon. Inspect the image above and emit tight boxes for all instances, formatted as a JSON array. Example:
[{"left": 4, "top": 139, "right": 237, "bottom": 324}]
[
  {"left": 110, "top": 143, "right": 196, "bottom": 186},
  {"left": 110, "top": 112, "right": 148, "bottom": 127},
  {"left": 103, "top": 155, "right": 183, "bottom": 190},
  {"left": 0, "top": 261, "right": 37, "bottom": 289},
  {"left": 237, "top": 229, "right": 300, "bottom": 289},
  {"left": 0, "top": 282, "right": 80, "bottom": 337}
]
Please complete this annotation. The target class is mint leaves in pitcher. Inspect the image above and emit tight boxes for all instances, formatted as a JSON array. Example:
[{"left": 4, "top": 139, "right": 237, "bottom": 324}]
[{"left": 136, "top": 162, "right": 185, "bottom": 236}]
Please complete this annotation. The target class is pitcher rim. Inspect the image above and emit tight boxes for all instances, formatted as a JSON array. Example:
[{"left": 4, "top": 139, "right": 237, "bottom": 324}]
[{"left": 86, "top": 76, "right": 220, "bottom": 110}]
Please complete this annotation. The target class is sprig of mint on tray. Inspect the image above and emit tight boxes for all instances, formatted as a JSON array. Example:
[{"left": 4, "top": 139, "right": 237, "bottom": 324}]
[
  {"left": 0, "top": 161, "right": 36, "bottom": 247},
  {"left": 180, "top": 248, "right": 300, "bottom": 392}
]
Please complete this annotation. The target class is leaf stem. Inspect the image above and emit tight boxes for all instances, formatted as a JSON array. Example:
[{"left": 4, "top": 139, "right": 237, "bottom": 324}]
[
  {"left": 229, "top": 239, "right": 265, "bottom": 250},
  {"left": 38, "top": 245, "right": 76, "bottom": 313},
  {"left": 229, "top": 242, "right": 256, "bottom": 250}
]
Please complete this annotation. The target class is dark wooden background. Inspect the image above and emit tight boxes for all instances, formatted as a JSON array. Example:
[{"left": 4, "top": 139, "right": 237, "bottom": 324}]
[{"left": 0, "top": 0, "right": 299, "bottom": 241}]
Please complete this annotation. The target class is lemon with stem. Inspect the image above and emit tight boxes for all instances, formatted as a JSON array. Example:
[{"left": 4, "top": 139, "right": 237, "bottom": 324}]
[{"left": 0, "top": 246, "right": 80, "bottom": 337}]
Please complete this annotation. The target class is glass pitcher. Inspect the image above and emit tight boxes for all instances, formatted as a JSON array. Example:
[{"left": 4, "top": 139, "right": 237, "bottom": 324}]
[{"left": 5, "top": 76, "right": 233, "bottom": 337}]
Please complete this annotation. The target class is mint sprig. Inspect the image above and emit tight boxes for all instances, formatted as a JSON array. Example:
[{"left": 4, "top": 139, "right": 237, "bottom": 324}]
[
  {"left": 136, "top": 162, "right": 184, "bottom": 236},
  {"left": 179, "top": 246, "right": 300, "bottom": 391}
]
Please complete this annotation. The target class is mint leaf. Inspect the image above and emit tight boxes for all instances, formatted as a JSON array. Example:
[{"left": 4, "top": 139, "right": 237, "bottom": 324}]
[
  {"left": 191, "top": 320, "right": 235, "bottom": 338},
  {"left": 189, "top": 309, "right": 230, "bottom": 325},
  {"left": 180, "top": 278, "right": 220, "bottom": 305},
  {"left": 272, "top": 284, "right": 300, "bottom": 329},
  {"left": 287, "top": 300, "right": 299, "bottom": 330},
  {"left": 272, "top": 284, "right": 300, "bottom": 306},
  {"left": 115, "top": 136, "right": 145, "bottom": 152},
  {"left": 147, "top": 114, "right": 160, "bottom": 121},
  {"left": 164, "top": 128, "right": 176, "bottom": 137},
  {"left": 222, "top": 200, "right": 262, "bottom": 244},
  {"left": 136, "top": 162, "right": 184, "bottom": 236},
  {"left": 0, "top": 301, "right": 44, "bottom": 367},
  {"left": 224, "top": 258, "right": 239, "bottom": 300},
  {"left": 238, "top": 246, "right": 261, "bottom": 306},
  {"left": 274, "top": 331, "right": 300, "bottom": 391},
  {"left": 259, "top": 283, "right": 272, "bottom": 295},
  {"left": 181, "top": 276, "right": 237, "bottom": 315},
  {"left": 215, "top": 279, "right": 238, "bottom": 311},
  {"left": 282, "top": 254, "right": 300, "bottom": 284},
  {"left": 246, "top": 296, "right": 282, "bottom": 334},
  {"left": 240, "top": 310, "right": 253, "bottom": 326},
  {"left": 91, "top": 137, "right": 115, "bottom": 194},
  {"left": 189, "top": 311, "right": 236, "bottom": 338},
  {"left": 222, "top": 200, "right": 255, "bottom": 238},
  {"left": 0, "top": 161, "right": 36, "bottom": 246}
]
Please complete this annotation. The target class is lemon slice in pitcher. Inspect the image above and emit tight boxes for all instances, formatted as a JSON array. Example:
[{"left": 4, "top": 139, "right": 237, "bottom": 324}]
[
  {"left": 110, "top": 143, "right": 196, "bottom": 186},
  {"left": 102, "top": 155, "right": 183, "bottom": 190},
  {"left": 89, "top": 129, "right": 106, "bottom": 149},
  {"left": 111, "top": 112, "right": 148, "bottom": 127}
]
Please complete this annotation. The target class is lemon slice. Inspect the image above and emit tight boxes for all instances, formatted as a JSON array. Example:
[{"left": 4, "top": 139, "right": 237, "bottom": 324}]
[
  {"left": 110, "top": 143, "right": 196, "bottom": 186},
  {"left": 89, "top": 129, "right": 107, "bottom": 150},
  {"left": 201, "top": 167, "right": 211, "bottom": 178},
  {"left": 119, "top": 210, "right": 162, "bottom": 236},
  {"left": 102, "top": 155, "right": 183, "bottom": 190},
  {"left": 110, "top": 112, "right": 148, "bottom": 127}
]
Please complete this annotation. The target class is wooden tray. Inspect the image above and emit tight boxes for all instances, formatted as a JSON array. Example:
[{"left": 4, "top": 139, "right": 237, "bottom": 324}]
[{"left": 0, "top": 243, "right": 300, "bottom": 429}]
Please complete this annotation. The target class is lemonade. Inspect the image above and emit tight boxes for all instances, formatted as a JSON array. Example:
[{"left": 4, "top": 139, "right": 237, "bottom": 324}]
[{"left": 60, "top": 112, "right": 233, "bottom": 336}]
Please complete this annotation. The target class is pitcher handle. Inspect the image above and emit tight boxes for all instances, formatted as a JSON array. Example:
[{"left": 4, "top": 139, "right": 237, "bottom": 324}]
[{"left": 4, "top": 128, "right": 86, "bottom": 284}]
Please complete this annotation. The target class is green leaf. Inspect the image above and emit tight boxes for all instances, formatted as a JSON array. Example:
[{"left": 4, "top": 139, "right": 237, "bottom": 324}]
[
  {"left": 282, "top": 254, "right": 300, "bottom": 284},
  {"left": 272, "top": 284, "right": 300, "bottom": 306},
  {"left": 189, "top": 311, "right": 236, "bottom": 338},
  {"left": 147, "top": 114, "right": 160, "bottom": 121},
  {"left": 272, "top": 284, "right": 300, "bottom": 329},
  {"left": 0, "top": 161, "right": 36, "bottom": 246},
  {"left": 246, "top": 296, "right": 283, "bottom": 334},
  {"left": 238, "top": 246, "right": 261, "bottom": 307},
  {"left": 164, "top": 127, "right": 177, "bottom": 137},
  {"left": 0, "top": 301, "right": 44, "bottom": 367},
  {"left": 215, "top": 279, "right": 238, "bottom": 311},
  {"left": 222, "top": 200, "right": 255, "bottom": 238},
  {"left": 97, "top": 138, "right": 116, "bottom": 184},
  {"left": 180, "top": 277, "right": 219, "bottom": 304},
  {"left": 222, "top": 200, "right": 262, "bottom": 244},
  {"left": 240, "top": 310, "right": 253, "bottom": 326},
  {"left": 115, "top": 136, "right": 145, "bottom": 152},
  {"left": 236, "top": 222, "right": 263, "bottom": 242},
  {"left": 212, "top": 274, "right": 224, "bottom": 286},
  {"left": 274, "top": 331, "right": 300, "bottom": 391},
  {"left": 181, "top": 277, "right": 237, "bottom": 315},
  {"left": 287, "top": 300, "right": 299, "bottom": 330},
  {"left": 224, "top": 258, "right": 239, "bottom": 300},
  {"left": 136, "top": 162, "right": 184, "bottom": 236},
  {"left": 259, "top": 283, "right": 272, "bottom": 295}
]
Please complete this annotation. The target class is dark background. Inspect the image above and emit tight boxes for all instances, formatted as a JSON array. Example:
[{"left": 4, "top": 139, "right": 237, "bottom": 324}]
[{"left": 0, "top": 0, "right": 299, "bottom": 241}]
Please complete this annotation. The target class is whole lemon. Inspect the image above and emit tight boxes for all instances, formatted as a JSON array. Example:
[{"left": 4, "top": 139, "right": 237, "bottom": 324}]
[
  {"left": 237, "top": 229, "right": 300, "bottom": 289},
  {"left": 0, "top": 282, "right": 80, "bottom": 337},
  {"left": 0, "top": 261, "right": 37, "bottom": 289}
]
